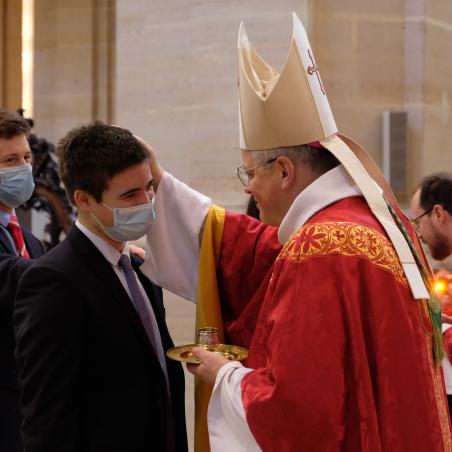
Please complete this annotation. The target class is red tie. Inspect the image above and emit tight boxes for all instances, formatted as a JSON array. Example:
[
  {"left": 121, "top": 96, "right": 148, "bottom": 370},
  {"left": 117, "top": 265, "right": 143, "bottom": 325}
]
[{"left": 7, "top": 214, "right": 30, "bottom": 258}]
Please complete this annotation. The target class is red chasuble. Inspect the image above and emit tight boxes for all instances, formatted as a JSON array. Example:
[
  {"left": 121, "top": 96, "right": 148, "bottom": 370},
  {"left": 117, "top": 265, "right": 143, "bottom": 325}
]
[{"left": 216, "top": 197, "right": 451, "bottom": 452}]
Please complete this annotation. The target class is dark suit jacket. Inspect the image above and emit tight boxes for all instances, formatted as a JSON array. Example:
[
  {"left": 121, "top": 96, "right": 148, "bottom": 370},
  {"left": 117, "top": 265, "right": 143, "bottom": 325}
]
[
  {"left": 0, "top": 224, "right": 44, "bottom": 452},
  {"left": 14, "top": 226, "right": 188, "bottom": 452}
]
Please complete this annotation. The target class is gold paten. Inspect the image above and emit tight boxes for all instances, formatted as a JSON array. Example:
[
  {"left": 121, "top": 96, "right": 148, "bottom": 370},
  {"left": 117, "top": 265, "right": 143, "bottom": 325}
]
[{"left": 166, "top": 344, "right": 248, "bottom": 364}]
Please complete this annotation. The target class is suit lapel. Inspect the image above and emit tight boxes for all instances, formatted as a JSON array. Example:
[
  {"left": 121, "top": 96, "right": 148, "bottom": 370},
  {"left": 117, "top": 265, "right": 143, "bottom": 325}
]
[
  {"left": 0, "top": 223, "right": 44, "bottom": 259},
  {"left": 22, "top": 228, "right": 44, "bottom": 258},
  {"left": 0, "top": 224, "right": 17, "bottom": 254},
  {"left": 66, "top": 227, "right": 157, "bottom": 354}
]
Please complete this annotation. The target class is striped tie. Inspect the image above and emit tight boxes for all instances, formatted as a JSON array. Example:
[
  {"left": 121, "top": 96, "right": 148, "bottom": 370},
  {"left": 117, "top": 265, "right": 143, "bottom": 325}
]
[{"left": 7, "top": 214, "right": 30, "bottom": 258}]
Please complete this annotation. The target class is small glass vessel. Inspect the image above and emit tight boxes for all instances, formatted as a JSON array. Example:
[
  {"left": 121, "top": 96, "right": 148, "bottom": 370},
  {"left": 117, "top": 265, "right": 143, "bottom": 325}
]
[{"left": 196, "top": 327, "right": 220, "bottom": 346}]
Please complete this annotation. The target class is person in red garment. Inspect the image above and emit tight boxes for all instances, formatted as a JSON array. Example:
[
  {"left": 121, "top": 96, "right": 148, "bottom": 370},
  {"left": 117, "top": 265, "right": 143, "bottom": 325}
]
[{"left": 142, "top": 13, "right": 452, "bottom": 452}]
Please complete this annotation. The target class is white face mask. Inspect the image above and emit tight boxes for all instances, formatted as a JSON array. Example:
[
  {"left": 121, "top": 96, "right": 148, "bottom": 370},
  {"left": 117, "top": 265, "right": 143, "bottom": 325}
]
[
  {"left": 92, "top": 201, "right": 156, "bottom": 242},
  {"left": 0, "top": 164, "right": 35, "bottom": 208}
]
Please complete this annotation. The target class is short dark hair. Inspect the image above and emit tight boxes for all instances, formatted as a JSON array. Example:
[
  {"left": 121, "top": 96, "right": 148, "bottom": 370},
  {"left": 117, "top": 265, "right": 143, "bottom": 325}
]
[
  {"left": 0, "top": 109, "right": 31, "bottom": 139},
  {"left": 296, "top": 144, "right": 341, "bottom": 175},
  {"left": 252, "top": 144, "right": 340, "bottom": 177},
  {"left": 419, "top": 172, "right": 452, "bottom": 214},
  {"left": 57, "top": 122, "right": 149, "bottom": 204}
]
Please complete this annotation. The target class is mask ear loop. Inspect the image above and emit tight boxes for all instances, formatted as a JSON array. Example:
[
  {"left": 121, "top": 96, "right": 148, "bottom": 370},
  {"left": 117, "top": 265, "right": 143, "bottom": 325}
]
[
  {"left": 102, "top": 203, "right": 114, "bottom": 212},
  {"left": 91, "top": 203, "right": 114, "bottom": 230},
  {"left": 90, "top": 211, "right": 106, "bottom": 229}
]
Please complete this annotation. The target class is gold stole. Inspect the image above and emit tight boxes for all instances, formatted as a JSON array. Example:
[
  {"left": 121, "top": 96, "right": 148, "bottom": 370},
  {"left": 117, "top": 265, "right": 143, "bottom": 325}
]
[{"left": 194, "top": 205, "right": 226, "bottom": 452}]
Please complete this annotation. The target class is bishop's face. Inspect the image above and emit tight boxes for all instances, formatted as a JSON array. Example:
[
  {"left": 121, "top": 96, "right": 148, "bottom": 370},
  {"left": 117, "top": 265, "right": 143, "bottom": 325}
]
[{"left": 240, "top": 150, "right": 286, "bottom": 226}]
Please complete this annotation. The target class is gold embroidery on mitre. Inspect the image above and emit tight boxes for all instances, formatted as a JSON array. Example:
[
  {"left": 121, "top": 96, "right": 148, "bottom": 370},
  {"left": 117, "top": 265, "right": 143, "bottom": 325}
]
[{"left": 278, "top": 221, "right": 407, "bottom": 285}]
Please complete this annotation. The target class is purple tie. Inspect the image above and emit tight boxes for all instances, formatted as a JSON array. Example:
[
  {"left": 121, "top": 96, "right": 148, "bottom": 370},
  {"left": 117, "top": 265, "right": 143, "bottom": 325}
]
[
  {"left": 118, "top": 254, "right": 176, "bottom": 451},
  {"left": 118, "top": 254, "right": 159, "bottom": 354}
]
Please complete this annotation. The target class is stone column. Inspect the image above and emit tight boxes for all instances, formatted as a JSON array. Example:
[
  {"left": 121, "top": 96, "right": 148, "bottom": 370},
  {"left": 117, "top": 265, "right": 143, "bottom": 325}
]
[
  {"left": 33, "top": 0, "right": 115, "bottom": 142},
  {"left": 404, "top": 0, "right": 425, "bottom": 193},
  {"left": 0, "top": 0, "right": 22, "bottom": 110}
]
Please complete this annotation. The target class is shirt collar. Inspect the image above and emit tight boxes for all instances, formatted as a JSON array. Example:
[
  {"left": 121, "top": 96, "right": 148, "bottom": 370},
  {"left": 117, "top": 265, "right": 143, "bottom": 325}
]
[
  {"left": 75, "top": 220, "right": 129, "bottom": 266},
  {"left": 0, "top": 208, "right": 13, "bottom": 228},
  {"left": 278, "top": 165, "right": 362, "bottom": 244}
]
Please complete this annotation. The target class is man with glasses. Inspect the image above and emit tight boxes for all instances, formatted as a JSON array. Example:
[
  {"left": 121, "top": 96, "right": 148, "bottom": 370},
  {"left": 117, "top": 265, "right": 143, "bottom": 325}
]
[
  {"left": 411, "top": 173, "right": 452, "bottom": 261},
  {"left": 143, "top": 14, "right": 450, "bottom": 452},
  {"left": 411, "top": 172, "right": 452, "bottom": 420}
]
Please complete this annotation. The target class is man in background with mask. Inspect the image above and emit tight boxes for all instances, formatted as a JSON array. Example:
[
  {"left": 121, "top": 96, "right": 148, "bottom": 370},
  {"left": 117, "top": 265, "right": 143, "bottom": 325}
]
[
  {"left": 0, "top": 109, "right": 44, "bottom": 452},
  {"left": 14, "top": 122, "right": 188, "bottom": 452}
]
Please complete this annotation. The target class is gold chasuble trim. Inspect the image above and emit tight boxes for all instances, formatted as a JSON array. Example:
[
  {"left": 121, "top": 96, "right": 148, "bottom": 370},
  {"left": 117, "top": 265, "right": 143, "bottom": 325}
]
[
  {"left": 278, "top": 221, "right": 407, "bottom": 285},
  {"left": 195, "top": 205, "right": 226, "bottom": 452}
]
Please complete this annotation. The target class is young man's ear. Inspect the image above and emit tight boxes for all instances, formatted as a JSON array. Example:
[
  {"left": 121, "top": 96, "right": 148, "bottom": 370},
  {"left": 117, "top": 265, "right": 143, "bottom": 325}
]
[{"left": 73, "top": 189, "right": 93, "bottom": 212}]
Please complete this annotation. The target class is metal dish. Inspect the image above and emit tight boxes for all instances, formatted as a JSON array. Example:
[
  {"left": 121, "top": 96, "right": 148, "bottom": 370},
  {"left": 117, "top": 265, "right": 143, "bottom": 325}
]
[{"left": 166, "top": 343, "right": 248, "bottom": 364}]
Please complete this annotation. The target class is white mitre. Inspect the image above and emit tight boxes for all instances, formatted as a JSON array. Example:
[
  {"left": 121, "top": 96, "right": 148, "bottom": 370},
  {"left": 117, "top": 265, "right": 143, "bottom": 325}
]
[
  {"left": 237, "top": 13, "right": 429, "bottom": 300},
  {"left": 238, "top": 13, "right": 336, "bottom": 150}
]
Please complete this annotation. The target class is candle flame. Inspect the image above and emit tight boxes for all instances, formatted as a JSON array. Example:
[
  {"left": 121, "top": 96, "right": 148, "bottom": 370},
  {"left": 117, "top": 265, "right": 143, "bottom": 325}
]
[{"left": 434, "top": 279, "right": 447, "bottom": 295}]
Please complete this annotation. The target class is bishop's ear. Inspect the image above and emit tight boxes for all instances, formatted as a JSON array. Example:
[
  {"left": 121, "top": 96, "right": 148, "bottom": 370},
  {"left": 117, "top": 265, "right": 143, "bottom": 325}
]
[{"left": 276, "top": 156, "right": 295, "bottom": 189}]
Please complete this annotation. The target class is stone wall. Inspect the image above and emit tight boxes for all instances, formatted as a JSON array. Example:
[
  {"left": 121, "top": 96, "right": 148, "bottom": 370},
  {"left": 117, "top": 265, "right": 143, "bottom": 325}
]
[
  {"left": 312, "top": 0, "right": 406, "bottom": 167},
  {"left": 422, "top": 2, "right": 452, "bottom": 178},
  {"left": 33, "top": 0, "right": 114, "bottom": 142},
  {"left": 24, "top": 0, "right": 452, "bottom": 210},
  {"left": 4, "top": 0, "right": 450, "bottom": 207},
  {"left": 115, "top": 0, "right": 309, "bottom": 211},
  {"left": 312, "top": 0, "right": 452, "bottom": 196}
]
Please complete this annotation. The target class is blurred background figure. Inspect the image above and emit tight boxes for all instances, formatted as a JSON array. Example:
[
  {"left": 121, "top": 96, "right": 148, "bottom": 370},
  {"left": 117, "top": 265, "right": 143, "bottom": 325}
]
[
  {"left": 0, "top": 109, "right": 44, "bottom": 452},
  {"left": 0, "top": 107, "right": 74, "bottom": 452},
  {"left": 410, "top": 173, "right": 452, "bottom": 262},
  {"left": 411, "top": 173, "right": 452, "bottom": 419}
]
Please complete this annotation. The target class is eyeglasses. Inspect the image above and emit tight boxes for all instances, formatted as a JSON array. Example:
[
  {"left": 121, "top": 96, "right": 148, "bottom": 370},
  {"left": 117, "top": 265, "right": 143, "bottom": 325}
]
[
  {"left": 235, "top": 158, "right": 277, "bottom": 187},
  {"left": 410, "top": 207, "right": 433, "bottom": 229}
]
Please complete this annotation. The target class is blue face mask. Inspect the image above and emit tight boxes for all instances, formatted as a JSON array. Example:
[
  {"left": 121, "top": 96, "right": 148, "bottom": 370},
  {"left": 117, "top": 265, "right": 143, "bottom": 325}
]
[
  {"left": 0, "top": 164, "right": 35, "bottom": 208},
  {"left": 92, "top": 201, "right": 156, "bottom": 242}
]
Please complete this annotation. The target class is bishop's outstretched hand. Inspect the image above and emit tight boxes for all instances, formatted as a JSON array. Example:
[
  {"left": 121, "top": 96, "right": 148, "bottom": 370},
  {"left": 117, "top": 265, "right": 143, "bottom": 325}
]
[{"left": 135, "top": 137, "right": 164, "bottom": 191}]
